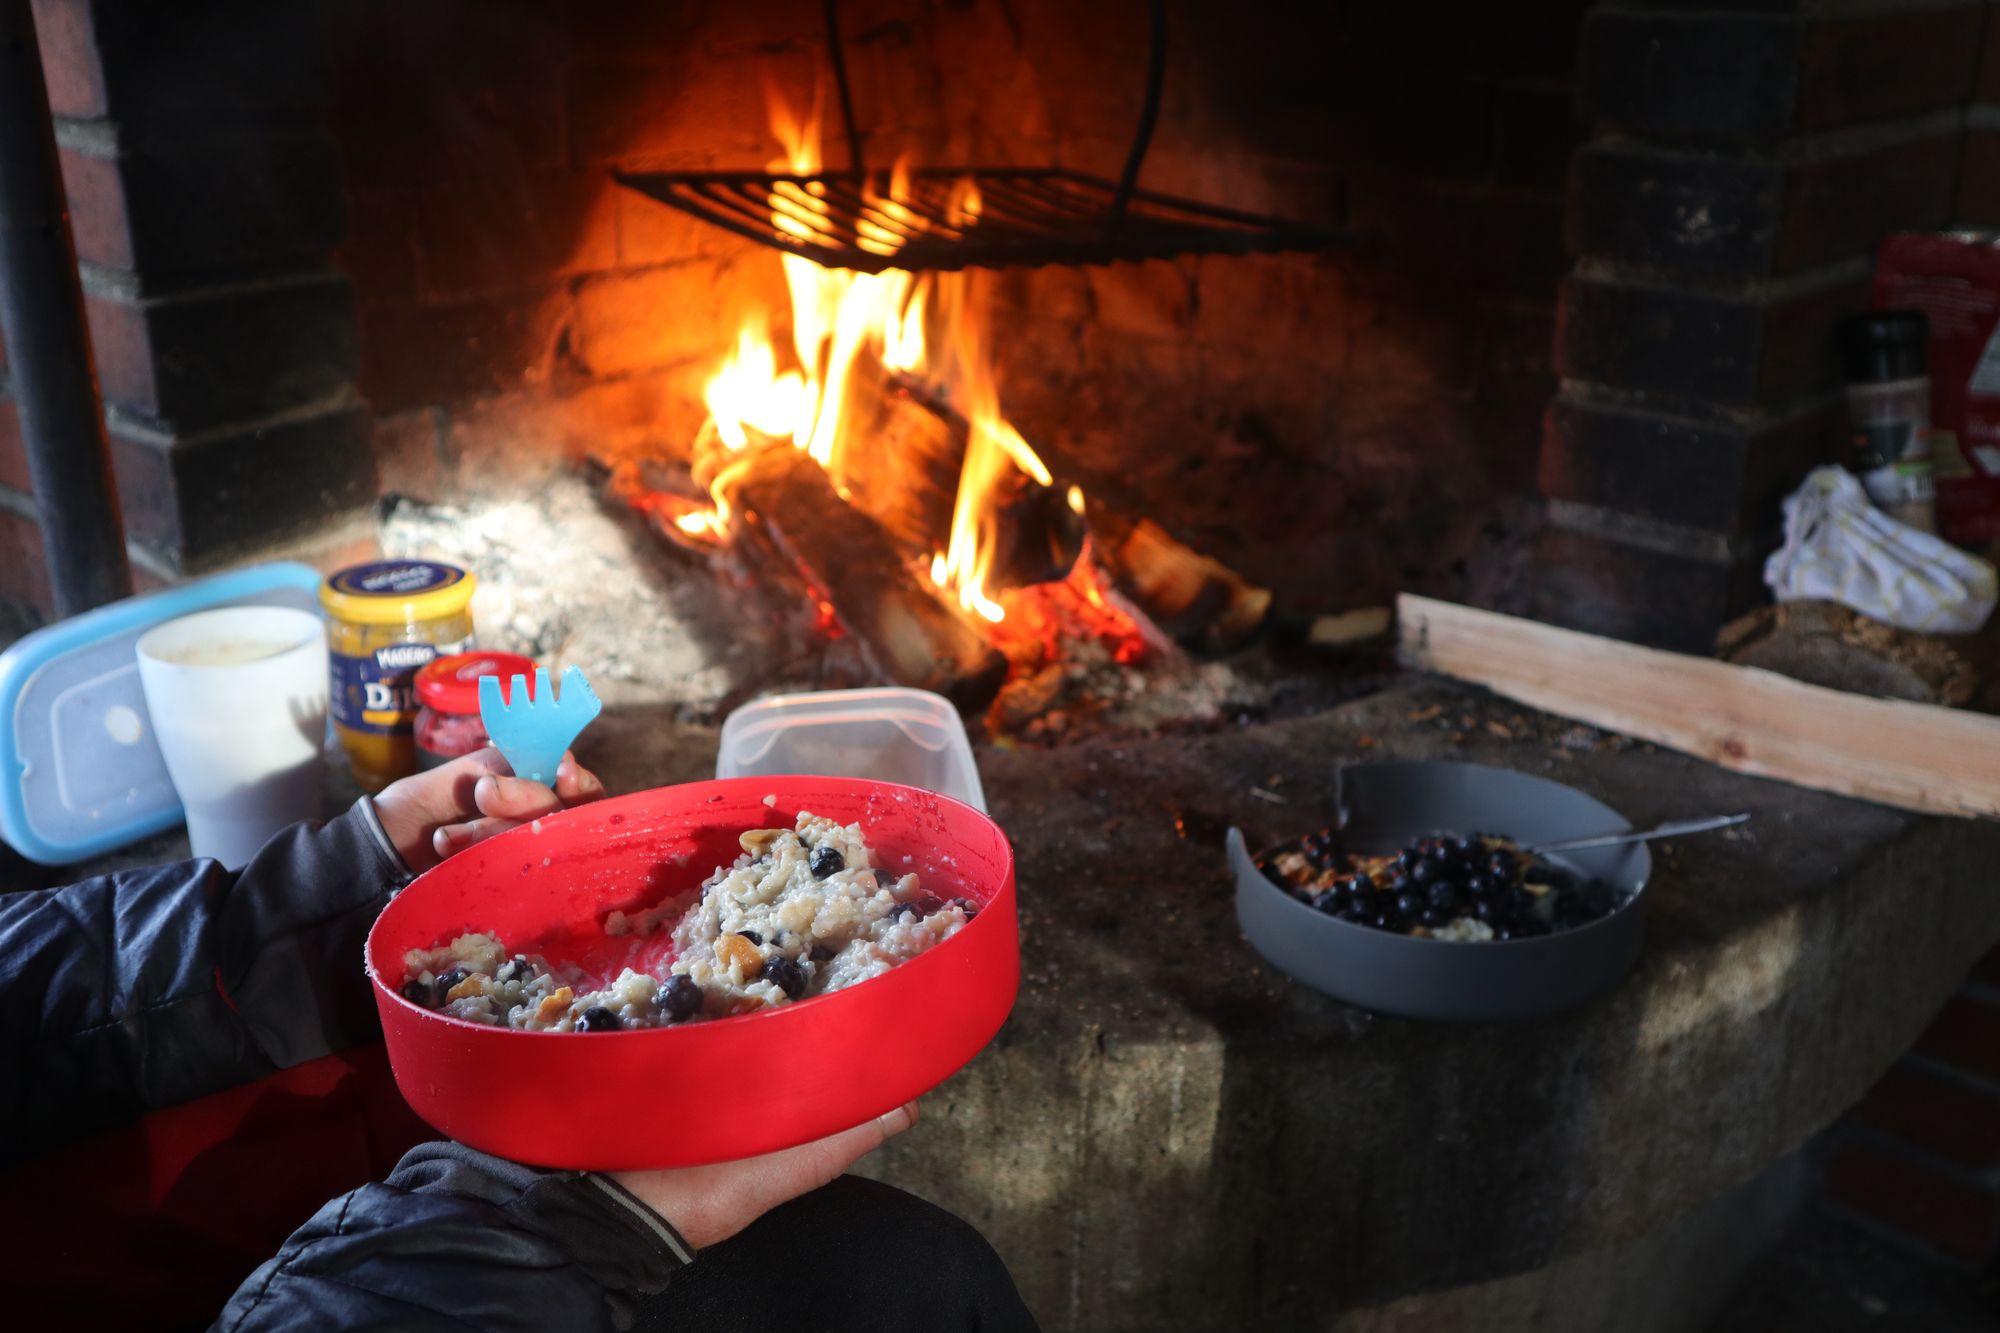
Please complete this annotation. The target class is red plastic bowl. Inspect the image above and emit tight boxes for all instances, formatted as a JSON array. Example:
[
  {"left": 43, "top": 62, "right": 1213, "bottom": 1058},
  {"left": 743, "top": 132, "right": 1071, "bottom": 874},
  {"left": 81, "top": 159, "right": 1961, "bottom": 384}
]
[{"left": 366, "top": 777, "right": 1018, "bottom": 1169}]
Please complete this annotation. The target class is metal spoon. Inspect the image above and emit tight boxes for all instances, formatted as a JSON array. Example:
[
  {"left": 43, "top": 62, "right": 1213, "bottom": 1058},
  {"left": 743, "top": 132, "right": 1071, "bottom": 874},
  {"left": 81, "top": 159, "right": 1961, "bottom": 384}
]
[{"left": 1529, "top": 812, "right": 1751, "bottom": 856}]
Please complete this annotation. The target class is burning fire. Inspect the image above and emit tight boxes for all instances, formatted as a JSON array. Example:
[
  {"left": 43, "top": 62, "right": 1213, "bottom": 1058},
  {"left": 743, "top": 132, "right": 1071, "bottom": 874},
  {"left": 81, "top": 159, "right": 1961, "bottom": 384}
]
[{"left": 681, "top": 89, "right": 1065, "bottom": 630}]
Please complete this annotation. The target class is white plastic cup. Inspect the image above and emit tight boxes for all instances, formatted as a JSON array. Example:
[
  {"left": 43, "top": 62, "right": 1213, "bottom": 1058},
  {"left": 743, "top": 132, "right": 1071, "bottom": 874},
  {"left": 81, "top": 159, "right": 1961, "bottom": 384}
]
[{"left": 135, "top": 605, "right": 329, "bottom": 868}]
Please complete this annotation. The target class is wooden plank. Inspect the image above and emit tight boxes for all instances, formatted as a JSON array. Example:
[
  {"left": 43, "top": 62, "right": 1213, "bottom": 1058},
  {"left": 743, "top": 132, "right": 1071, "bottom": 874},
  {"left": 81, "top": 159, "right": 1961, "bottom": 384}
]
[{"left": 1395, "top": 593, "right": 2000, "bottom": 819}]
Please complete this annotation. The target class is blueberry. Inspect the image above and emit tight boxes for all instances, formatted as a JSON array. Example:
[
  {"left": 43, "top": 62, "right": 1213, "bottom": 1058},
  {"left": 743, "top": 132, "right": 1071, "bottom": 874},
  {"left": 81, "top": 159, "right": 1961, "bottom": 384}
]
[
  {"left": 1394, "top": 890, "right": 1422, "bottom": 917},
  {"left": 1371, "top": 912, "right": 1399, "bottom": 932},
  {"left": 1427, "top": 882, "right": 1459, "bottom": 912},
  {"left": 1420, "top": 907, "right": 1448, "bottom": 927},
  {"left": 762, "top": 956, "right": 807, "bottom": 1000},
  {"left": 1411, "top": 861, "right": 1437, "bottom": 886},
  {"left": 578, "top": 1006, "right": 621, "bottom": 1032},
  {"left": 1452, "top": 835, "right": 1481, "bottom": 855},
  {"left": 1493, "top": 927, "right": 1515, "bottom": 941},
  {"left": 400, "top": 978, "right": 431, "bottom": 1006},
  {"left": 809, "top": 845, "right": 846, "bottom": 878},
  {"left": 1394, "top": 849, "right": 1419, "bottom": 873},
  {"left": 1311, "top": 889, "right": 1343, "bottom": 914},
  {"left": 1515, "top": 919, "right": 1552, "bottom": 938},
  {"left": 1472, "top": 897, "right": 1497, "bottom": 921},
  {"left": 736, "top": 929, "right": 763, "bottom": 945},
  {"left": 431, "top": 966, "right": 470, "bottom": 1004},
  {"left": 1487, "top": 855, "right": 1517, "bottom": 883},
  {"left": 1346, "top": 874, "right": 1372, "bottom": 896},
  {"left": 497, "top": 956, "right": 537, "bottom": 985},
  {"left": 890, "top": 902, "right": 923, "bottom": 922},
  {"left": 950, "top": 896, "right": 980, "bottom": 919},
  {"left": 654, "top": 974, "right": 703, "bottom": 1022},
  {"left": 809, "top": 943, "right": 834, "bottom": 962}
]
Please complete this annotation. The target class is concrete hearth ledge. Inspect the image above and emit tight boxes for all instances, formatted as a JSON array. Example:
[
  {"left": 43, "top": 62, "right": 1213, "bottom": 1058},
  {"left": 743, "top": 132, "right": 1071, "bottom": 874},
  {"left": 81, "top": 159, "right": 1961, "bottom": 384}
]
[
  {"left": 585, "top": 679, "right": 2000, "bottom": 1332},
  {"left": 67, "top": 678, "right": 1998, "bottom": 1330}
]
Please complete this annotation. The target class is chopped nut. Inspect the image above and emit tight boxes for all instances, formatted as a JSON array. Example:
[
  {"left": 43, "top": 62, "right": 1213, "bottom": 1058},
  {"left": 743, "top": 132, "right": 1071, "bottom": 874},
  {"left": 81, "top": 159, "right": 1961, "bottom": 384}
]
[
  {"left": 717, "top": 932, "right": 764, "bottom": 976},
  {"left": 536, "top": 987, "right": 575, "bottom": 1023},
  {"left": 445, "top": 974, "right": 488, "bottom": 1004},
  {"left": 739, "top": 828, "right": 783, "bottom": 854}
]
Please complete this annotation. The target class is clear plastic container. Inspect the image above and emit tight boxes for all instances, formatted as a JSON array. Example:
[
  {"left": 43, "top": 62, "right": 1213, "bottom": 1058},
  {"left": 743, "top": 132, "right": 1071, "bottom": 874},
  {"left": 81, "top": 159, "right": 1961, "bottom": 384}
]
[{"left": 716, "top": 687, "right": 986, "bottom": 813}]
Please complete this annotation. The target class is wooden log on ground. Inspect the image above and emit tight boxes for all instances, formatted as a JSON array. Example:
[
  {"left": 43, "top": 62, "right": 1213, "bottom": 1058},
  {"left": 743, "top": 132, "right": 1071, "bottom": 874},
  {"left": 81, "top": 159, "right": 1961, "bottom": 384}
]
[
  {"left": 1396, "top": 593, "right": 2000, "bottom": 819},
  {"left": 1716, "top": 601, "right": 1979, "bottom": 706},
  {"left": 725, "top": 447, "right": 1007, "bottom": 710}
]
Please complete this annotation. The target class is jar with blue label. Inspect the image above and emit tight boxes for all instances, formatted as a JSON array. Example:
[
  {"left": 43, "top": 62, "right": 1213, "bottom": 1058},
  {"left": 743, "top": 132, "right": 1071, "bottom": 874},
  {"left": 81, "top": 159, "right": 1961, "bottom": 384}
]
[{"left": 318, "top": 560, "right": 477, "bottom": 791}]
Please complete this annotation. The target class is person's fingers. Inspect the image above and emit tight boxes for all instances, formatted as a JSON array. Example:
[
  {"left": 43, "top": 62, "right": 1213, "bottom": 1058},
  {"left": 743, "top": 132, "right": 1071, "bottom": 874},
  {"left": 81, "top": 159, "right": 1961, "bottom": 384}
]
[
  {"left": 433, "top": 814, "right": 533, "bottom": 858},
  {"left": 754, "top": 1101, "right": 920, "bottom": 1198},
  {"left": 472, "top": 772, "right": 567, "bottom": 822},
  {"left": 431, "top": 747, "right": 513, "bottom": 820},
  {"left": 554, "top": 753, "right": 607, "bottom": 804},
  {"left": 607, "top": 1102, "right": 921, "bottom": 1249}
]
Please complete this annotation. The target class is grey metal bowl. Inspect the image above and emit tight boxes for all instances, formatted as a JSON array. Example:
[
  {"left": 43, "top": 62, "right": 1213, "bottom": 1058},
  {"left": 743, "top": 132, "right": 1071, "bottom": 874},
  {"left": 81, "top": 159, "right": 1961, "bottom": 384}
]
[{"left": 1229, "top": 761, "right": 1650, "bottom": 1021}]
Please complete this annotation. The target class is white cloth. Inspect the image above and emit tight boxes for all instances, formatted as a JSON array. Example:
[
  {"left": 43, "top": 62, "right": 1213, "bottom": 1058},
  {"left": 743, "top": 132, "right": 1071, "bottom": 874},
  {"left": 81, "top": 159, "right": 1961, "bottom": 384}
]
[{"left": 1764, "top": 467, "right": 1996, "bottom": 634}]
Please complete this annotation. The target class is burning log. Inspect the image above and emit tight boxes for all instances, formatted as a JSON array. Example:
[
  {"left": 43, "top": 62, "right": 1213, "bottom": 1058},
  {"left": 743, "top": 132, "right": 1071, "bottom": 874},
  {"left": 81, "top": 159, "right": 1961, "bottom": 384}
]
[
  {"left": 725, "top": 447, "right": 1008, "bottom": 709},
  {"left": 840, "top": 374, "right": 1086, "bottom": 590},
  {"left": 846, "top": 374, "right": 1267, "bottom": 650},
  {"left": 1084, "top": 508, "right": 1272, "bottom": 655},
  {"left": 836, "top": 365, "right": 960, "bottom": 559}
]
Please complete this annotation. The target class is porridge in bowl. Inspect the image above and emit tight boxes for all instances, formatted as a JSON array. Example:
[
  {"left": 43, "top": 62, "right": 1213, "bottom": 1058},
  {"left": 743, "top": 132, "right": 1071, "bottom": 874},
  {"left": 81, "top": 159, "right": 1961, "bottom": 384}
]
[
  {"left": 1259, "top": 828, "right": 1622, "bottom": 941},
  {"left": 401, "top": 811, "right": 975, "bottom": 1031}
]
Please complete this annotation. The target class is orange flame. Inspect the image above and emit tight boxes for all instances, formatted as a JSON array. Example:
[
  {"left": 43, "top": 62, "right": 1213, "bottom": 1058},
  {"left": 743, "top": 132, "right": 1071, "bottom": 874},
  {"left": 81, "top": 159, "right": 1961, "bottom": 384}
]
[{"left": 683, "top": 90, "right": 1077, "bottom": 634}]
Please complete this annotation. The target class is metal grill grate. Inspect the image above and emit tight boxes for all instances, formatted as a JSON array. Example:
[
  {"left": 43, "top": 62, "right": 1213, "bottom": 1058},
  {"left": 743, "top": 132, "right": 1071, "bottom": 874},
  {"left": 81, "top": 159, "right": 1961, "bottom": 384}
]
[
  {"left": 614, "top": 166, "right": 1342, "bottom": 275},
  {"left": 612, "top": 0, "right": 1343, "bottom": 275}
]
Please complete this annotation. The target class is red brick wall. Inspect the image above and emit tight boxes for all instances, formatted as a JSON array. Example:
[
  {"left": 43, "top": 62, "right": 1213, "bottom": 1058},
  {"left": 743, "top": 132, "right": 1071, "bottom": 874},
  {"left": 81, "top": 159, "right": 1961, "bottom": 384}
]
[
  {"left": 322, "top": 0, "right": 1589, "bottom": 614},
  {"left": 1825, "top": 946, "right": 2000, "bottom": 1267}
]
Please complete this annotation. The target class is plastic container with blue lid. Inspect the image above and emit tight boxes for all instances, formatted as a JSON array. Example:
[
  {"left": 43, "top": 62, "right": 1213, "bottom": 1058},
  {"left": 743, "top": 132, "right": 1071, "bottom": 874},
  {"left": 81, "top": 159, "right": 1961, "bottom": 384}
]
[{"left": 0, "top": 562, "right": 325, "bottom": 865}]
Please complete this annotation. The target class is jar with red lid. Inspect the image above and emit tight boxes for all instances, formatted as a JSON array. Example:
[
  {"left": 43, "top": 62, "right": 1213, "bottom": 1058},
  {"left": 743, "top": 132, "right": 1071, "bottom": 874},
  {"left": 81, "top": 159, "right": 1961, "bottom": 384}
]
[{"left": 414, "top": 652, "right": 538, "bottom": 769}]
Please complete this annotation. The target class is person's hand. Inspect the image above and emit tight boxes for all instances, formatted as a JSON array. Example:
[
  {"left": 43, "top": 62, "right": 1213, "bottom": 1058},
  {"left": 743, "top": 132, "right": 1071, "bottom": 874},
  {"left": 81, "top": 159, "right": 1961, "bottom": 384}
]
[
  {"left": 610, "top": 1101, "right": 920, "bottom": 1250},
  {"left": 371, "top": 747, "right": 607, "bottom": 873}
]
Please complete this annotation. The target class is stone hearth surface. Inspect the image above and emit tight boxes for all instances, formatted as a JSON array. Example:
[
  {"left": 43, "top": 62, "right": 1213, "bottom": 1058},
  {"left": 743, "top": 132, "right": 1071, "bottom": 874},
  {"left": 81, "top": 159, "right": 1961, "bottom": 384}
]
[{"left": 40, "top": 677, "right": 2000, "bottom": 1331}]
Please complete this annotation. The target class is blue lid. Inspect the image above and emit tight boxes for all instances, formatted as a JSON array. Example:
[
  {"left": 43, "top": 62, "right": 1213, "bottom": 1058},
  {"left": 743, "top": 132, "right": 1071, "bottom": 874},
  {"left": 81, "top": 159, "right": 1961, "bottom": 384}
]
[{"left": 0, "top": 562, "right": 326, "bottom": 866}]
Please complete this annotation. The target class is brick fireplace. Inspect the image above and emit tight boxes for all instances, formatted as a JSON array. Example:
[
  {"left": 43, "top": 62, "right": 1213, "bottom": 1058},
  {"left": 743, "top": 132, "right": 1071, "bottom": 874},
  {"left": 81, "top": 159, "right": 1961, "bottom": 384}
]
[{"left": 2, "top": 0, "right": 1997, "bottom": 659}]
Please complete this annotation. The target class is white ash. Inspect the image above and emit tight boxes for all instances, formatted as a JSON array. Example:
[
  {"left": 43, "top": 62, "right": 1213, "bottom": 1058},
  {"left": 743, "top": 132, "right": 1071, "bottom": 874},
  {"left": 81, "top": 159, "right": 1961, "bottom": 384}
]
[
  {"left": 997, "top": 637, "right": 1251, "bottom": 740},
  {"left": 377, "top": 476, "right": 737, "bottom": 711}
]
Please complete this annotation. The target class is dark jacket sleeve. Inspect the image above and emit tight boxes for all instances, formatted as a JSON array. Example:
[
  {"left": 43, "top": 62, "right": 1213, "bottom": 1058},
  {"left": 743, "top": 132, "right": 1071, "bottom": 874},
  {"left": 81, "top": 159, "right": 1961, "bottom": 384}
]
[
  {"left": 214, "top": 1141, "right": 691, "bottom": 1332},
  {"left": 0, "top": 799, "right": 412, "bottom": 1166}
]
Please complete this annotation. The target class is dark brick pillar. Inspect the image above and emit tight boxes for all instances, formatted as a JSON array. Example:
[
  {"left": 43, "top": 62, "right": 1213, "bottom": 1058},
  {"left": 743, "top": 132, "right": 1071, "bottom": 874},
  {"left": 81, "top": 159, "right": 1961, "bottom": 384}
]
[
  {"left": 0, "top": 0, "right": 376, "bottom": 605},
  {"left": 1956, "top": 6, "right": 2000, "bottom": 225},
  {"left": 1536, "top": 1, "right": 1983, "bottom": 652}
]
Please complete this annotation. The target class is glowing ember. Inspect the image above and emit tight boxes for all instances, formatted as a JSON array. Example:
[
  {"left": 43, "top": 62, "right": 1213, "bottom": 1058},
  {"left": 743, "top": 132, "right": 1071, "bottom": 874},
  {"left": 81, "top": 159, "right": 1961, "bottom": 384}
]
[{"left": 989, "top": 544, "right": 1154, "bottom": 671}]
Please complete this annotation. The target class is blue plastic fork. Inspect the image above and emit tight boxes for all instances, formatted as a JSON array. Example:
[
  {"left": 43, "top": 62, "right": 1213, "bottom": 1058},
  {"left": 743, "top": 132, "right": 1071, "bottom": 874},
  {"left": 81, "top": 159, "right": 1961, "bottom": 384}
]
[{"left": 478, "top": 665, "right": 603, "bottom": 786}]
